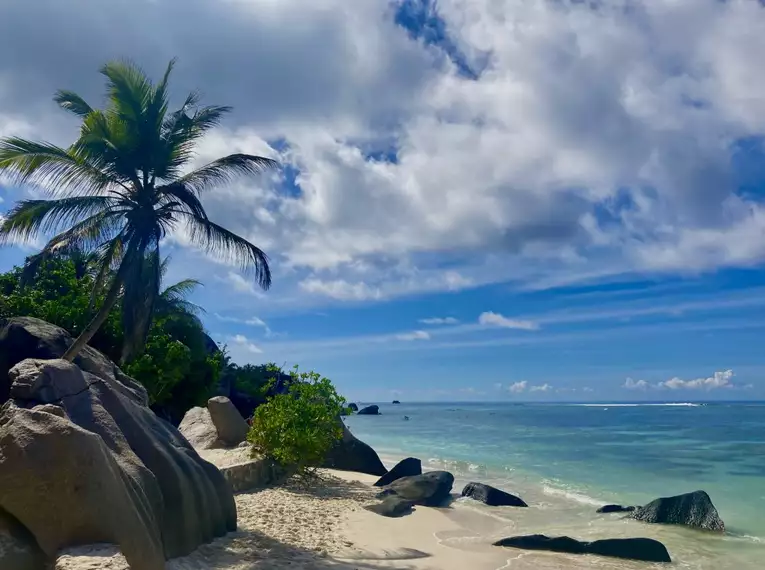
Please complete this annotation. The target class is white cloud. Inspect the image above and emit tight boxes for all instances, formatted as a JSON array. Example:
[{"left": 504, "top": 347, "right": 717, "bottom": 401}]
[
  {"left": 659, "top": 370, "right": 735, "bottom": 390},
  {"left": 506, "top": 380, "right": 553, "bottom": 393},
  {"left": 231, "top": 334, "right": 263, "bottom": 354},
  {"left": 478, "top": 312, "right": 539, "bottom": 330},
  {"left": 625, "top": 370, "right": 738, "bottom": 391},
  {"left": 624, "top": 378, "right": 649, "bottom": 390},
  {"left": 214, "top": 313, "right": 272, "bottom": 335},
  {"left": 395, "top": 330, "right": 430, "bottom": 341},
  {"left": 221, "top": 272, "right": 266, "bottom": 298},
  {"left": 3, "top": 0, "right": 765, "bottom": 302},
  {"left": 419, "top": 317, "right": 460, "bottom": 325},
  {"left": 582, "top": 387, "right": 594, "bottom": 393}
]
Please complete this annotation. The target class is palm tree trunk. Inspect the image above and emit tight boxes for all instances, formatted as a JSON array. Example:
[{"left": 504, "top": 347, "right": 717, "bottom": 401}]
[{"left": 61, "top": 273, "right": 122, "bottom": 361}]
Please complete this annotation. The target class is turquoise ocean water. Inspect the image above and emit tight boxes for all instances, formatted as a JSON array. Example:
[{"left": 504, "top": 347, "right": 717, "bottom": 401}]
[{"left": 344, "top": 402, "right": 765, "bottom": 569}]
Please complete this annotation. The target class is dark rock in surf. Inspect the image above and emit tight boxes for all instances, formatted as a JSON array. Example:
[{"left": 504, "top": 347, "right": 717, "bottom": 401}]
[
  {"left": 378, "top": 471, "right": 454, "bottom": 506},
  {"left": 630, "top": 490, "right": 724, "bottom": 532},
  {"left": 392, "top": 400, "right": 401, "bottom": 404},
  {"left": 364, "top": 496, "right": 414, "bottom": 518},
  {"left": 493, "top": 535, "right": 671, "bottom": 563},
  {"left": 348, "top": 403, "right": 359, "bottom": 412},
  {"left": 597, "top": 504, "right": 636, "bottom": 514},
  {"left": 374, "top": 457, "right": 422, "bottom": 487},
  {"left": 462, "top": 482, "right": 528, "bottom": 507},
  {"left": 357, "top": 405, "right": 380, "bottom": 415}
]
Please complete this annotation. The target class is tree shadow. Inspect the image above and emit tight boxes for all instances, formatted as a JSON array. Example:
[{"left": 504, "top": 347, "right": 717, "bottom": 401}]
[
  {"left": 167, "top": 527, "right": 423, "bottom": 569},
  {"left": 278, "top": 472, "right": 378, "bottom": 503}
]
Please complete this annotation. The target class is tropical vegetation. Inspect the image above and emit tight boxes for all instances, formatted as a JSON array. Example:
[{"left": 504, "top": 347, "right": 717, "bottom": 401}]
[
  {"left": 247, "top": 365, "right": 348, "bottom": 477},
  {"left": 0, "top": 58, "right": 275, "bottom": 363},
  {"left": 0, "top": 256, "right": 222, "bottom": 421}
]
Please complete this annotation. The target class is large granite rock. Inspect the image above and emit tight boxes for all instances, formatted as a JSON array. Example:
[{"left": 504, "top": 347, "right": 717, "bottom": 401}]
[
  {"left": 597, "top": 504, "right": 636, "bottom": 514},
  {"left": 374, "top": 457, "right": 421, "bottom": 487},
  {"left": 379, "top": 471, "right": 454, "bottom": 506},
  {"left": 494, "top": 535, "right": 671, "bottom": 563},
  {"left": 0, "top": 345, "right": 236, "bottom": 568},
  {"left": 0, "top": 317, "right": 148, "bottom": 406},
  {"left": 357, "top": 405, "right": 379, "bottom": 415},
  {"left": 322, "top": 423, "right": 387, "bottom": 476},
  {"left": 630, "top": 491, "right": 724, "bottom": 532},
  {"left": 178, "top": 406, "right": 221, "bottom": 450},
  {"left": 207, "top": 396, "right": 249, "bottom": 446},
  {"left": 462, "top": 482, "right": 528, "bottom": 507},
  {"left": 364, "top": 496, "right": 414, "bottom": 518}
]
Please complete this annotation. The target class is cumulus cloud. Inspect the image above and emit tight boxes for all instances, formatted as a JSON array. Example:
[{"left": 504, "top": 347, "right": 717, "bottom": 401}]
[
  {"left": 215, "top": 313, "right": 272, "bottom": 334},
  {"left": 505, "top": 381, "right": 552, "bottom": 393},
  {"left": 231, "top": 334, "right": 263, "bottom": 354},
  {"left": 625, "top": 370, "right": 738, "bottom": 390},
  {"left": 419, "top": 317, "right": 460, "bottom": 325},
  {"left": 478, "top": 312, "right": 539, "bottom": 330},
  {"left": 3, "top": 0, "right": 765, "bottom": 302},
  {"left": 395, "top": 330, "right": 431, "bottom": 341},
  {"left": 659, "top": 370, "right": 735, "bottom": 390},
  {"left": 219, "top": 272, "right": 267, "bottom": 298},
  {"left": 624, "top": 378, "right": 649, "bottom": 390}
]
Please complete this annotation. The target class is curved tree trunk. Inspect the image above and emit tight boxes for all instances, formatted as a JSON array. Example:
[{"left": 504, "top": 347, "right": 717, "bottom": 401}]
[{"left": 61, "top": 272, "right": 123, "bottom": 361}]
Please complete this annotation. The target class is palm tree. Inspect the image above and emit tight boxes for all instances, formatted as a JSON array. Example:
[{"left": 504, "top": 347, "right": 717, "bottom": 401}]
[
  {"left": 121, "top": 254, "right": 206, "bottom": 361},
  {"left": 0, "top": 59, "right": 276, "bottom": 361}
]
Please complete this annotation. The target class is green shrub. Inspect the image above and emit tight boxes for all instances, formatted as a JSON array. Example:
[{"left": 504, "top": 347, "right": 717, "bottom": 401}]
[{"left": 247, "top": 365, "right": 346, "bottom": 477}]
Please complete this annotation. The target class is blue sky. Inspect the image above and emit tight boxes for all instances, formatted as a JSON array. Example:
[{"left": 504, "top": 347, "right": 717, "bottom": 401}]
[{"left": 3, "top": 0, "right": 765, "bottom": 402}]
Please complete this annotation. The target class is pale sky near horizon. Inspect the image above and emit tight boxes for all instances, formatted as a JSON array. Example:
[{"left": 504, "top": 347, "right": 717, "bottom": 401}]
[{"left": 3, "top": 0, "right": 765, "bottom": 402}]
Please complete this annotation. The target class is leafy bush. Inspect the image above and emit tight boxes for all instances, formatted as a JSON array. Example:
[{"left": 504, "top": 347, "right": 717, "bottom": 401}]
[{"left": 247, "top": 365, "right": 346, "bottom": 477}]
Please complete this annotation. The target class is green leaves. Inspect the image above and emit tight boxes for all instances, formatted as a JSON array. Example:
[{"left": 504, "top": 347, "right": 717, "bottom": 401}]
[{"left": 247, "top": 366, "right": 347, "bottom": 477}]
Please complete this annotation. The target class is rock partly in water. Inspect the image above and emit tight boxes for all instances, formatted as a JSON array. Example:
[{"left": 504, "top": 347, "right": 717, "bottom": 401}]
[
  {"left": 348, "top": 403, "right": 359, "bottom": 412},
  {"left": 178, "top": 406, "right": 221, "bottom": 450},
  {"left": 0, "top": 327, "right": 236, "bottom": 570},
  {"left": 374, "top": 457, "right": 422, "bottom": 487},
  {"left": 392, "top": 400, "right": 401, "bottom": 404},
  {"left": 630, "top": 490, "right": 724, "bottom": 532},
  {"left": 379, "top": 471, "right": 454, "bottom": 506},
  {"left": 322, "top": 423, "right": 387, "bottom": 476},
  {"left": 597, "top": 504, "right": 637, "bottom": 514},
  {"left": 462, "top": 482, "right": 528, "bottom": 507},
  {"left": 357, "top": 405, "right": 380, "bottom": 415},
  {"left": 493, "top": 535, "right": 671, "bottom": 563},
  {"left": 364, "top": 496, "right": 415, "bottom": 518}
]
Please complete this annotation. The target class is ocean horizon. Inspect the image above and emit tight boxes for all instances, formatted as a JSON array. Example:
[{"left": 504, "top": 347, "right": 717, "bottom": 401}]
[{"left": 346, "top": 401, "right": 765, "bottom": 569}]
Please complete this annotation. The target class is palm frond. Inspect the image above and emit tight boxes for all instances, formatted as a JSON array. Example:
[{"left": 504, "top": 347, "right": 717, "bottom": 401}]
[
  {"left": 100, "top": 59, "right": 152, "bottom": 123},
  {"left": 158, "top": 104, "right": 232, "bottom": 178},
  {"left": 184, "top": 214, "right": 271, "bottom": 289},
  {"left": 175, "top": 153, "right": 278, "bottom": 195},
  {"left": 161, "top": 278, "right": 203, "bottom": 302},
  {"left": 158, "top": 183, "right": 209, "bottom": 219},
  {"left": 0, "top": 196, "right": 119, "bottom": 245},
  {"left": 53, "top": 90, "right": 94, "bottom": 117},
  {"left": 0, "top": 137, "right": 121, "bottom": 196},
  {"left": 17, "top": 209, "right": 124, "bottom": 286}
]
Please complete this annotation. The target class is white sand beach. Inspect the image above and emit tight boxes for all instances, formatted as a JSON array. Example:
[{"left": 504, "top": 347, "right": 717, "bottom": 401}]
[{"left": 56, "top": 468, "right": 513, "bottom": 570}]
